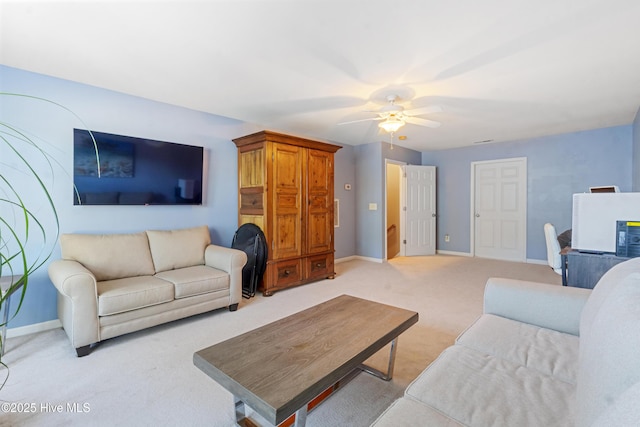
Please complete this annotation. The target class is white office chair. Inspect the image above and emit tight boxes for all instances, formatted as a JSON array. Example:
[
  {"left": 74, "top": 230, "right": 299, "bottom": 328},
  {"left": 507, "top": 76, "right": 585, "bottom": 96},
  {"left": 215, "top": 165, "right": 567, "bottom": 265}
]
[{"left": 544, "top": 223, "right": 562, "bottom": 275}]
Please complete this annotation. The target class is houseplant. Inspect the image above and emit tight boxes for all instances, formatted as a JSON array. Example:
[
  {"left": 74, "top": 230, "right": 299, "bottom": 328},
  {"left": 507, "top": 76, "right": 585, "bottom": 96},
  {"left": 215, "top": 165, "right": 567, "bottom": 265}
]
[{"left": 0, "top": 92, "right": 99, "bottom": 387}]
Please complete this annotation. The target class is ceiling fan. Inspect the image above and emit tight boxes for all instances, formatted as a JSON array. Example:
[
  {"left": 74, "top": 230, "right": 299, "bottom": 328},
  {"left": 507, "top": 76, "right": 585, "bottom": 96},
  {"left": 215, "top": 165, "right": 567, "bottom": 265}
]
[{"left": 338, "top": 94, "right": 442, "bottom": 133}]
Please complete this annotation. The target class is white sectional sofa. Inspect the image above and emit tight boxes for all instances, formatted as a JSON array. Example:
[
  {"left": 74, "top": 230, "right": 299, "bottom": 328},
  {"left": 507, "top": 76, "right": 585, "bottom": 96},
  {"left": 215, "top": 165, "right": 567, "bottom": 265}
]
[
  {"left": 372, "top": 257, "right": 640, "bottom": 426},
  {"left": 48, "top": 225, "right": 247, "bottom": 357}
]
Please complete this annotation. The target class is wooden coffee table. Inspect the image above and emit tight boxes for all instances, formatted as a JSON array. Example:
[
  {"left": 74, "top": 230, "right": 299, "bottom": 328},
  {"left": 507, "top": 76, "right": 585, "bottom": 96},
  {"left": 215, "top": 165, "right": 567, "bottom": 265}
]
[{"left": 193, "top": 294, "right": 418, "bottom": 426}]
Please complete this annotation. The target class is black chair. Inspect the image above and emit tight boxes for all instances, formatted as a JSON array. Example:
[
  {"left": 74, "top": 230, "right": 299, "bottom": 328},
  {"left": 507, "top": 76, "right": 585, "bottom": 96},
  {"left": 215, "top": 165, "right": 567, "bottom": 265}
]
[{"left": 231, "top": 223, "right": 267, "bottom": 298}]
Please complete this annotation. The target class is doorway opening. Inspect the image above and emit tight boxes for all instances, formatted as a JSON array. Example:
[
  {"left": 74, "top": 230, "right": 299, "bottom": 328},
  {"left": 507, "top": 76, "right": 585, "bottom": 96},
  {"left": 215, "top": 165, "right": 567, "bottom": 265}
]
[{"left": 386, "top": 161, "right": 404, "bottom": 260}]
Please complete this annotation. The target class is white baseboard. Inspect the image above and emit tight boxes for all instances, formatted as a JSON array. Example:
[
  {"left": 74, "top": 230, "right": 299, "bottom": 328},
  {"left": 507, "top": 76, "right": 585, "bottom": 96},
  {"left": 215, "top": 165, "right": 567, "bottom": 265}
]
[
  {"left": 437, "top": 250, "right": 472, "bottom": 257},
  {"left": 6, "top": 319, "right": 61, "bottom": 339},
  {"left": 335, "top": 255, "right": 384, "bottom": 264},
  {"left": 335, "top": 255, "right": 357, "bottom": 264}
]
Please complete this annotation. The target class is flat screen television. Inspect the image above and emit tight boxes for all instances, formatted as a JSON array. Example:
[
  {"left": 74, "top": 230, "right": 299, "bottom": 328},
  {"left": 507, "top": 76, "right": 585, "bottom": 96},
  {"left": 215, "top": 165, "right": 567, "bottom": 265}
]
[{"left": 73, "top": 129, "right": 204, "bottom": 205}]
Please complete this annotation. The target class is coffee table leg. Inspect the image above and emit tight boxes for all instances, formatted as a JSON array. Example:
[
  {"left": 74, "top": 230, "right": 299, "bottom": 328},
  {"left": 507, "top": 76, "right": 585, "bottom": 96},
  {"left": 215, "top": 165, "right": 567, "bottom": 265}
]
[
  {"left": 294, "top": 405, "right": 307, "bottom": 427},
  {"left": 234, "top": 397, "right": 263, "bottom": 427},
  {"left": 234, "top": 395, "right": 307, "bottom": 427},
  {"left": 358, "top": 337, "right": 398, "bottom": 381},
  {"left": 234, "top": 396, "right": 245, "bottom": 422}
]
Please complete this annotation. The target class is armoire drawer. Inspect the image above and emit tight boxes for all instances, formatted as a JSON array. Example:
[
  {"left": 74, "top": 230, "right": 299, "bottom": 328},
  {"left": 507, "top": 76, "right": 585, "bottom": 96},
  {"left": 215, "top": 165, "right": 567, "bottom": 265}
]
[
  {"left": 305, "top": 254, "right": 334, "bottom": 280},
  {"left": 272, "top": 259, "right": 303, "bottom": 288}
]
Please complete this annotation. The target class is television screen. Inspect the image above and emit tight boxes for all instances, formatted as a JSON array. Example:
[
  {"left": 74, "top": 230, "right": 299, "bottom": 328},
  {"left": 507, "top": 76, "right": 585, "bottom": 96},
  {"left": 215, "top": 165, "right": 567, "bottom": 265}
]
[{"left": 73, "top": 129, "right": 204, "bottom": 205}]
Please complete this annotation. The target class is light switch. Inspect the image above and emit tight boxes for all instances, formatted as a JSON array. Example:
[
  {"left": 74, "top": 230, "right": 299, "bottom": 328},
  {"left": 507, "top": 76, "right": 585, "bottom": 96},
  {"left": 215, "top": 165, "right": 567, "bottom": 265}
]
[{"left": 368, "top": 203, "right": 377, "bottom": 211}]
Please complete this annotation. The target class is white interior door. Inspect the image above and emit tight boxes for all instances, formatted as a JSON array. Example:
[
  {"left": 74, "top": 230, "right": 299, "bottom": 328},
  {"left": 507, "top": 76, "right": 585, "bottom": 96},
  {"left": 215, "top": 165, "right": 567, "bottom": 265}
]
[
  {"left": 403, "top": 165, "right": 436, "bottom": 256},
  {"left": 472, "top": 158, "right": 527, "bottom": 261}
]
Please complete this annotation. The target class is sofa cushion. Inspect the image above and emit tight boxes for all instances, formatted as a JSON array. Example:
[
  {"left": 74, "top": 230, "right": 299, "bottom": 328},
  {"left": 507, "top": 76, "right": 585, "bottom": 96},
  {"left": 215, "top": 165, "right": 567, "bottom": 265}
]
[
  {"left": 456, "top": 314, "right": 579, "bottom": 384},
  {"left": 406, "top": 345, "right": 575, "bottom": 427},
  {"left": 371, "top": 397, "right": 464, "bottom": 427},
  {"left": 60, "top": 232, "right": 155, "bottom": 281},
  {"left": 146, "top": 226, "right": 211, "bottom": 273},
  {"left": 155, "top": 265, "right": 230, "bottom": 299},
  {"left": 576, "top": 272, "right": 640, "bottom": 427},
  {"left": 97, "top": 276, "right": 175, "bottom": 316},
  {"left": 580, "top": 257, "right": 640, "bottom": 337},
  {"left": 592, "top": 381, "right": 640, "bottom": 426}
]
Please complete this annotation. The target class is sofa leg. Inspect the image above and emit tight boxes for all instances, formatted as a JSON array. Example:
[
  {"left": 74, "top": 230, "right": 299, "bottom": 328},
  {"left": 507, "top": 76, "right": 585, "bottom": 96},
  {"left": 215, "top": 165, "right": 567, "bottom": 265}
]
[
  {"left": 76, "top": 345, "right": 91, "bottom": 357},
  {"left": 229, "top": 303, "right": 239, "bottom": 312}
]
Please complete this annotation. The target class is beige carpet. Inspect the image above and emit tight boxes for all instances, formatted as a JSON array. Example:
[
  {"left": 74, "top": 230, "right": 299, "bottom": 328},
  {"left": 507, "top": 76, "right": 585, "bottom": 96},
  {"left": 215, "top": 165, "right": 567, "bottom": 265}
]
[{"left": 0, "top": 255, "right": 561, "bottom": 427}]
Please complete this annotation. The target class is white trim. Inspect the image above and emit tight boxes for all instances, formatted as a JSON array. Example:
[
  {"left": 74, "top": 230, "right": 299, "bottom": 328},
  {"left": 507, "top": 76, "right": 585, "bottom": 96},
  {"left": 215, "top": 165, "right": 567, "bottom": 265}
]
[
  {"left": 526, "top": 258, "right": 548, "bottom": 265},
  {"left": 335, "top": 255, "right": 384, "bottom": 264},
  {"left": 437, "top": 250, "right": 472, "bottom": 257},
  {"left": 6, "top": 319, "right": 62, "bottom": 339},
  {"left": 335, "top": 255, "right": 358, "bottom": 263}
]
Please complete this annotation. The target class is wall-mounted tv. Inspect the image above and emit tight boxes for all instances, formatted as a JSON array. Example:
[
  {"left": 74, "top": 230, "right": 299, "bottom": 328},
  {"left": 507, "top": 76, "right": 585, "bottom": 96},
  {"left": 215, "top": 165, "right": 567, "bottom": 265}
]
[{"left": 73, "top": 129, "right": 204, "bottom": 205}]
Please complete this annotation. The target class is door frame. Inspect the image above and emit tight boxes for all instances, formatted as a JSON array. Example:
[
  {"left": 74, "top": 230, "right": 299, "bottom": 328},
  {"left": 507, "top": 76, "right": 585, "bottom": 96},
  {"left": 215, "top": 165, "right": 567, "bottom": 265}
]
[
  {"left": 469, "top": 157, "right": 527, "bottom": 260},
  {"left": 385, "top": 159, "right": 406, "bottom": 260}
]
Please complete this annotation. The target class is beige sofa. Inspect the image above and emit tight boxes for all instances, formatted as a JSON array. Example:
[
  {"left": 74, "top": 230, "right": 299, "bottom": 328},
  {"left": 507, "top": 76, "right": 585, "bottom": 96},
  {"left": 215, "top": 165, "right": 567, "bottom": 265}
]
[
  {"left": 48, "top": 225, "right": 247, "bottom": 357},
  {"left": 372, "top": 257, "right": 640, "bottom": 426}
]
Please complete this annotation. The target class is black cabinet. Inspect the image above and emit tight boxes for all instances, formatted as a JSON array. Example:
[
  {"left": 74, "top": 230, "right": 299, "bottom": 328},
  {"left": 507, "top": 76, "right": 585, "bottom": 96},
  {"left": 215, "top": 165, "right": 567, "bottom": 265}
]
[{"left": 565, "top": 251, "right": 630, "bottom": 289}]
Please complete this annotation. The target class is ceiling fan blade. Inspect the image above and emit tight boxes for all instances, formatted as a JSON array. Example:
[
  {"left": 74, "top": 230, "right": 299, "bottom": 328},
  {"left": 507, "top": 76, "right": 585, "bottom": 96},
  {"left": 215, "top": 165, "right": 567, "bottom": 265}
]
[
  {"left": 337, "top": 117, "right": 382, "bottom": 125},
  {"left": 404, "top": 105, "right": 443, "bottom": 116},
  {"left": 404, "top": 116, "right": 441, "bottom": 128}
]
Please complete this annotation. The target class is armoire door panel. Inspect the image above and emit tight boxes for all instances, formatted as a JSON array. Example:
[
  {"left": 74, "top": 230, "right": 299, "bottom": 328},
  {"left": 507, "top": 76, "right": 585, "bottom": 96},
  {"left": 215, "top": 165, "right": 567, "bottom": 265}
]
[
  {"left": 272, "top": 144, "right": 302, "bottom": 260},
  {"left": 306, "top": 149, "right": 333, "bottom": 254},
  {"left": 274, "top": 146, "right": 302, "bottom": 190},
  {"left": 273, "top": 213, "right": 301, "bottom": 258},
  {"left": 308, "top": 212, "right": 330, "bottom": 253},
  {"left": 308, "top": 150, "right": 330, "bottom": 190}
]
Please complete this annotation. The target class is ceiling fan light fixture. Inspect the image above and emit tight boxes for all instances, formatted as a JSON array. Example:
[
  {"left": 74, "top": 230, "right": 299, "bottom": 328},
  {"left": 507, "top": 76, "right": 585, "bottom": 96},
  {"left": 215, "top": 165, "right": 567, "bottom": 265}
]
[{"left": 378, "top": 117, "right": 405, "bottom": 133}]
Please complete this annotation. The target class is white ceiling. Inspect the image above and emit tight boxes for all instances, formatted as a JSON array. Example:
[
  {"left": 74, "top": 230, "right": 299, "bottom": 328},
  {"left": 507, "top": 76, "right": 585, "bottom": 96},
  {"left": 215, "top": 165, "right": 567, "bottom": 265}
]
[{"left": 2, "top": 0, "right": 640, "bottom": 151}]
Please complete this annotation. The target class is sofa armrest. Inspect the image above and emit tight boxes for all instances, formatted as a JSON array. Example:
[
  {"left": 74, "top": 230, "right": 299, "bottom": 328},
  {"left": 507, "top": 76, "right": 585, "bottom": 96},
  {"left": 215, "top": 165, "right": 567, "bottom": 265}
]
[
  {"left": 484, "top": 278, "right": 591, "bottom": 336},
  {"left": 48, "top": 259, "right": 100, "bottom": 348},
  {"left": 204, "top": 245, "right": 248, "bottom": 305}
]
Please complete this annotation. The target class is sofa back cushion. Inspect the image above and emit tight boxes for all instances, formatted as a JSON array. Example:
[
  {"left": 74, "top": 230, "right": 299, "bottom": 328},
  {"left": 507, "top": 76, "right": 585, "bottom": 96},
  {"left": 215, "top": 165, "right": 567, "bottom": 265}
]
[
  {"left": 146, "top": 225, "right": 211, "bottom": 273},
  {"left": 580, "top": 257, "right": 640, "bottom": 336},
  {"left": 576, "top": 269, "right": 640, "bottom": 426},
  {"left": 60, "top": 232, "right": 155, "bottom": 281}
]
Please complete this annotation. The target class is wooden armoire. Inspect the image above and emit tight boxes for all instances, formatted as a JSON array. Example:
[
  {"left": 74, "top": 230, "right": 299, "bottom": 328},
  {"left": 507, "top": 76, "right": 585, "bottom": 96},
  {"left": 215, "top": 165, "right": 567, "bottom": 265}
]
[{"left": 232, "top": 131, "right": 341, "bottom": 296}]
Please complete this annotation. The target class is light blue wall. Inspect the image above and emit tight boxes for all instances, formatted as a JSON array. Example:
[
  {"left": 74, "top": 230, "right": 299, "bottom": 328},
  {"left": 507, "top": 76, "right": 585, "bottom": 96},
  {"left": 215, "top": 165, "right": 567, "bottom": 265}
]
[
  {"left": 0, "top": 66, "right": 358, "bottom": 329},
  {"left": 354, "top": 143, "right": 383, "bottom": 258},
  {"left": 334, "top": 145, "right": 356, "bottom": 258},
  {"left": 423, "top": 126, "right": 633, "bottom": 260},
  {"left": 633, "top": 107, "right": 640, "bottom": 191},
  {"left": 354, "top": 141, "right": 422, "bottom": 259}
]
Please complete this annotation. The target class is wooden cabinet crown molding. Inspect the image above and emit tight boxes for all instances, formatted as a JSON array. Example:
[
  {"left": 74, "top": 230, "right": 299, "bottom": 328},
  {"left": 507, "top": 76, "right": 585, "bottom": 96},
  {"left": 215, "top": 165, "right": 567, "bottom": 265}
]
[{"left": 233, "top": 130, "right": 342, "bottom": 153}]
